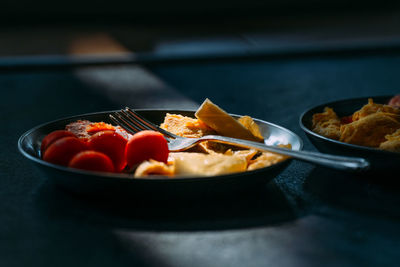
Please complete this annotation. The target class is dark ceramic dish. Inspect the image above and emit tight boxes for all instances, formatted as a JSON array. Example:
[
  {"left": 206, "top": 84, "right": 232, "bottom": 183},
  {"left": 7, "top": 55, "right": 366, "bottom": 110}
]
[
  {"left": 300, "top": 96, "right": 400, "bottom": 173},
  {"left": 18, "top": 109, "right": 302, "bottom": 198}
]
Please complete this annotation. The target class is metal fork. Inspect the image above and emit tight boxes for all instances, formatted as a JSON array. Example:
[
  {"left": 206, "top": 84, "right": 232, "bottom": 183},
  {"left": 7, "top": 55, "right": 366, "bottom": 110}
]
[{"left": 109, "top": 108, "right": 370, "bottom": 172}]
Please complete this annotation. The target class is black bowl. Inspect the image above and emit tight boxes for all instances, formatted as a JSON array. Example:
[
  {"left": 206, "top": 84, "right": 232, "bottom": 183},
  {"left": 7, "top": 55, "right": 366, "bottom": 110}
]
[
  {"left": 18, "top": 109, "right": 303, "bottom": 199},
  {"left": 300, "top": 96, "right": 400, "bottom": 173}
]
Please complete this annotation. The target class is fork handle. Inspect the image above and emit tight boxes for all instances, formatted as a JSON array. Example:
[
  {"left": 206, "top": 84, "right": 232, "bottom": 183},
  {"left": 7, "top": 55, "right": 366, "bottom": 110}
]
[{"left": 199, "top": 135, "right": 370, "bottom": 172}]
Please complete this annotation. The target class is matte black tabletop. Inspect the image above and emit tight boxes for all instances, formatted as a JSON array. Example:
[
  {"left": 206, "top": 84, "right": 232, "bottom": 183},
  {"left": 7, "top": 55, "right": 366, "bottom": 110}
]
[{"left": 2, "top": 52, "right": 400, "bottom": 266}]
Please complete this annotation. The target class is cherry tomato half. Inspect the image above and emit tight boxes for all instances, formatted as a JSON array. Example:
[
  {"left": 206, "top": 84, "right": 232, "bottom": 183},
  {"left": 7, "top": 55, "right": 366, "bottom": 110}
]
[
  {"left": 40, "top": 130, "right": 76, "bottom": 156},
  {"left": 125, "top": 130, "right": 169, "bottom": 168},
  {"left": 340, "top": 115, "right": 353, "bottom": 124},
  {"left": 88, "top": 130, "right": 127, "bottom": 172},
  {"left": 43, "top": 136, "right": 88, "bottom": 166},
  {"left": 68, "top": 150, "right": 115, "bottom": 172},
  {"left": 388, "top": 95, "right": 400, "bottom": 107}
]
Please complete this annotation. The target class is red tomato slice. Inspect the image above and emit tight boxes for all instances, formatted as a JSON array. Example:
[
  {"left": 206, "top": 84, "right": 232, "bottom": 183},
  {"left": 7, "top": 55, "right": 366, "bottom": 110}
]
[
  {"left": 40, "top": 130, "right": 76, "bottom": 156},
  {"left": 340, "top": 115, "right": 353, "bottom": 124},
  {"left": 43, "top": 136, "right": 88, "bottom": 166},
  {"left": 125, "top": 130, "right": 169, "bottom": 168},
  {"left": 68, "top": 150, "right": 115, "bottom": 172},
  {"left": 86, "top": 122, "right": 115, "bottom": 134},
  {"left": 388, "top": 95, "right": 400, "bottom": 107},
  {"left": 88, "top": 130, "right": 127, "bottom": 172}
]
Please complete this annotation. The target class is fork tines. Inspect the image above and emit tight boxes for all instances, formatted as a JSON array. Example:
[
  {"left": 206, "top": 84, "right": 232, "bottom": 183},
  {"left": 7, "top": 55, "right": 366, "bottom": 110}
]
[
  {"left": 109, "top": 108, "right": 177, "bottom": 139},
  {"left": 124, "top": 108, "right": 159, "bottom": 132},
  {"left": 109, "top": 112, "right": 141, "bottom": 134}
]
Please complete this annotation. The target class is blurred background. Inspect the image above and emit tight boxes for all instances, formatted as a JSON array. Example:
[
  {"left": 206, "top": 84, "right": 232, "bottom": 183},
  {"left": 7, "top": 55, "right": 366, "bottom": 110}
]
[{"left": 1, "top": 0, "right": 400, "bottom": 60}]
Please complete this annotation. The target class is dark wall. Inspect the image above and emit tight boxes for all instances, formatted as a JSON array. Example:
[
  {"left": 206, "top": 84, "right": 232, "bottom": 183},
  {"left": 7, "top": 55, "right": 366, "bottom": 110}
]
[{"left": 2, "top": 0, "right": 399, "bottom": 23}]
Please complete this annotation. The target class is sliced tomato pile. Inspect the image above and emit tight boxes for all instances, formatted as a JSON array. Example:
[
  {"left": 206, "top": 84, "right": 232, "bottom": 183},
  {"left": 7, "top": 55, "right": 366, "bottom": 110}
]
[{"left": 41, "top": 125, "right": 169, "bottom": 173}]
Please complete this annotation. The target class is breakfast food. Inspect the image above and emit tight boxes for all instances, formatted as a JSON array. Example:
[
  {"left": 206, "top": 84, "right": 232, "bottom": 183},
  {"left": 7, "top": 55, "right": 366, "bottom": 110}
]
[
  {"left": 312, "top": 95, "right": 400, "bottom": 152},
  {"left": 40, "top": 130, "right": 76, "bottom": 155},
  {"left": 195, "top": 99, "right": 264, "bottom": 142},
  {"left": 43, "top": 137, "right": 88, "bottom": 166},
  {"left": 69, "top": 151, "right": 115, "bottom": 172},
  {"left": 40, "top": 99, "right": 291, "bottom": 177},
  {"left": 311, "top": 107, "right": 341, "bottom": 140},
  {"left": 125, "top": 130, "right": 169, "bottom": 169},
  {"left": 88, "top": 130, "right": 128, "bottom": 172}
]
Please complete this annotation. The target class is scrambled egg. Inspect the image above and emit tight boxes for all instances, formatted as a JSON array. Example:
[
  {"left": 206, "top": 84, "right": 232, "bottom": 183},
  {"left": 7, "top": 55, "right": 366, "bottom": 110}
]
[
  {"left": 134, "top": 99, "right": 291, "bottom": 178},
  {"left": 311, "top": 107, "right": 341, "bottom": 140},
  {"left": 312, "top": 98, "right": 400, "bottom": 151}
]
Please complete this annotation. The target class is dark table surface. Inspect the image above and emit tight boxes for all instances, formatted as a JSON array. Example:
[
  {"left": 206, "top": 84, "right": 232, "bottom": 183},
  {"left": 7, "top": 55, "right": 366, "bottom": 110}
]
[{"left": 2, "top": 51, "right": 400, "bottom": 266}]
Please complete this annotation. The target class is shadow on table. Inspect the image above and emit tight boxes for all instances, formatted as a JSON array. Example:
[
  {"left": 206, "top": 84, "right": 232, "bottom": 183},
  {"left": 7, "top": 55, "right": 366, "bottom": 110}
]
[
  {"left": 34, "top": 178, "right": 298, "bottom": 231},
  {"left": 303, "top": 167, "right": 400, "bottom": 219}
]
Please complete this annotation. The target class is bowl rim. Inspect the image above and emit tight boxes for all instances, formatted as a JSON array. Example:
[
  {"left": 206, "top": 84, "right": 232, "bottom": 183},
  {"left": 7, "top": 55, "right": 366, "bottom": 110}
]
[
  {"left": 299, "top": 95, "right": 399, "bottom": 156},
  {"left": 18, "top": 108, "right": 303, "bottom": 182}
]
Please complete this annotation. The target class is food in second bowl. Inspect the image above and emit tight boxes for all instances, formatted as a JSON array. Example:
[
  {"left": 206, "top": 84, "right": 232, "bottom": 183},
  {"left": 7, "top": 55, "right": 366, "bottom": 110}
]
[{"left": 312, "top": 95, "right": 400, "bottom": 152}]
